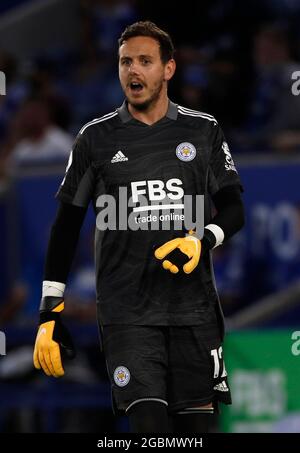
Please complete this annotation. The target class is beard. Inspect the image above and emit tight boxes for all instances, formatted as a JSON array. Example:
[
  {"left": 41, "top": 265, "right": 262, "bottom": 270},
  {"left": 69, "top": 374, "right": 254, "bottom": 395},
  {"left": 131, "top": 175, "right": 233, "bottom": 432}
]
[{"left": 127, "top": 80, "right": 164, "bottom": 111}]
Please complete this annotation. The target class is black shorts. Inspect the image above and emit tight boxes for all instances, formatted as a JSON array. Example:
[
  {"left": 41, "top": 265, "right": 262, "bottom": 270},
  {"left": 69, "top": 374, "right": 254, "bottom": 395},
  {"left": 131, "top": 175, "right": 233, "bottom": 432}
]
[{"left": 102, "top": 324, "right": 232, "bottom": 415}]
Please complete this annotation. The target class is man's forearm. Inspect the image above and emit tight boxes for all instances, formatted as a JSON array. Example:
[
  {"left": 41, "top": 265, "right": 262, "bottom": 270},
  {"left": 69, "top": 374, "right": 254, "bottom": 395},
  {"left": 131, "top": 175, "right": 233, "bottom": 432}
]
[
  {"left": 43, "top": 202, "right": 87, "bottom": 285},
  {"left": 33, "top": 202, "right": 82, "bottom": 377},
  {"left": 203, "top": 184, "right": 245, "bottom": 250}
]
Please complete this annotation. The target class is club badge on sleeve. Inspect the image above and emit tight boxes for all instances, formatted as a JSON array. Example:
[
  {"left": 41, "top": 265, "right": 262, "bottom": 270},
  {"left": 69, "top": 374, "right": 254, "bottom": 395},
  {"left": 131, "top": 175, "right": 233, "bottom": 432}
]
[{"left": 114, "top": 366, "right": 131, "bottom": 387}]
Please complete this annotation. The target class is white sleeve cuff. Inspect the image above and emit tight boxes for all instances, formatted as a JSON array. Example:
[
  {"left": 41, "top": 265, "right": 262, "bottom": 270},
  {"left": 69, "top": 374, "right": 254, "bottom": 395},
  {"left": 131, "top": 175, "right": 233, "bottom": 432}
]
[
  {"left": 42, "top": 281, "right": 66, "bottom": 298},
  {"left": 205, "top": 224, "right": 225, "bottom": 248}
]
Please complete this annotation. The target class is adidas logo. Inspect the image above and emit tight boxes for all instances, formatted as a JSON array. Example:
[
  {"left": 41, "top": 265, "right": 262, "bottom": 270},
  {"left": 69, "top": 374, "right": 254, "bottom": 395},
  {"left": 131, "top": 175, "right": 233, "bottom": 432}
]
[
  {"left": 111, "top": 150, "right": 128, "bottom": 163},
  {"left": 213, "top": 381, "right": 229, "bottom": 392}
]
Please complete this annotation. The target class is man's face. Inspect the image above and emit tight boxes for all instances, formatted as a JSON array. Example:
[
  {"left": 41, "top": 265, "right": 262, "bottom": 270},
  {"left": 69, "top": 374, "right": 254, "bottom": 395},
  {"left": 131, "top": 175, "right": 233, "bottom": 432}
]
[{"left": 119, "top": 36, "right": 173, "bottom": 110}]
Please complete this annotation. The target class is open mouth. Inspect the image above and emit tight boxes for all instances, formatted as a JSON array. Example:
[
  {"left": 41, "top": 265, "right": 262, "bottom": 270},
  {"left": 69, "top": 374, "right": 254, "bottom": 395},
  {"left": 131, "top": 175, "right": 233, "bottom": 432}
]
[{"left": 129, "top": 82, "right": 144, "bottom": 93}]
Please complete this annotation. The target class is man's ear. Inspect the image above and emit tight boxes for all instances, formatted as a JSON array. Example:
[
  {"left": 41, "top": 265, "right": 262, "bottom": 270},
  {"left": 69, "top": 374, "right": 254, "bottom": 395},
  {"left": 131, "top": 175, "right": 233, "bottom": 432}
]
[{"left": 164, "top": 59, "right": 176, "bottom": 81}]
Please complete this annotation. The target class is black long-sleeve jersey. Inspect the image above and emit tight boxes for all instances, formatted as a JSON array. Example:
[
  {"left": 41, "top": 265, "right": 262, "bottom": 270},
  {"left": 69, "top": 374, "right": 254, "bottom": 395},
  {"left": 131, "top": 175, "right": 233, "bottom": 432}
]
[{"left": 56, "top": 101, "right": 242, "bottom": 328}]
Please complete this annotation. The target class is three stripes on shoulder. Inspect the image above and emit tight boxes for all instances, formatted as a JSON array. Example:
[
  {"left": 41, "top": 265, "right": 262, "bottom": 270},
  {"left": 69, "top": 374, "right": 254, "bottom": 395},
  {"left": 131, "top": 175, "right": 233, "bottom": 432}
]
[
  {"left": 177, "top": 105, "right": 217, "bottom": 124},
  {"left": 79, "top": 110, "right": 118, "bottom": 134}
]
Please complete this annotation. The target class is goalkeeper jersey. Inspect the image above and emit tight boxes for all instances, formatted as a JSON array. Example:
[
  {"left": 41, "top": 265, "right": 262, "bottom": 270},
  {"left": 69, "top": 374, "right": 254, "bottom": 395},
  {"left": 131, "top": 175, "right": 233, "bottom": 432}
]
[{"left": 56, "top": 101, "right": 242, "bottom": 328}]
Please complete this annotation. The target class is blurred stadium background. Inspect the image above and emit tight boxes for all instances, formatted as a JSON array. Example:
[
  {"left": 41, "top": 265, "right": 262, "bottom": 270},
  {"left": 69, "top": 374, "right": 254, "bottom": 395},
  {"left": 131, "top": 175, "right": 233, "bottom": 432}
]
[{"left": 1, "top": 0, "right": 300, "bottom": 433}]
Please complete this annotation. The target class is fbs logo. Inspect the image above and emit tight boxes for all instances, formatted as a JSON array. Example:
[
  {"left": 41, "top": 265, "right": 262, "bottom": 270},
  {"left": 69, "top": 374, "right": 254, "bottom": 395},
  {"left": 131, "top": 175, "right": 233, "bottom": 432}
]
[{"left": 131, "top": 178, "right": 184, "bottom": 204}]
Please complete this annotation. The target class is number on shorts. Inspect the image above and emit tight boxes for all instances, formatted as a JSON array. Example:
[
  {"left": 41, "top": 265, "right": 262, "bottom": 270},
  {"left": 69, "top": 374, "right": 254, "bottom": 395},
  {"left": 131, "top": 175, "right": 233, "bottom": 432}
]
[{"left": 211, "top": 346, "right": 227, "bottom": 378}]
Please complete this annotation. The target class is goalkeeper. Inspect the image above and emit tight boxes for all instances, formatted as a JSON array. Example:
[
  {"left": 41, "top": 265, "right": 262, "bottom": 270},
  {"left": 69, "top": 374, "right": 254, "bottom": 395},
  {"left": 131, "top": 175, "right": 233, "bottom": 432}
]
[{"left": 33, "top": 21, "right": 245, "bottom": 433}]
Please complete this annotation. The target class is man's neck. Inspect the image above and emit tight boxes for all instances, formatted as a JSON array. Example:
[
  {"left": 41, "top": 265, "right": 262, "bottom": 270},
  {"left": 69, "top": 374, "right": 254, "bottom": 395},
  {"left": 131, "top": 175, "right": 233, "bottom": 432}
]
[{"left": 128, "top": 96, "right": 169, "bottom": 126}]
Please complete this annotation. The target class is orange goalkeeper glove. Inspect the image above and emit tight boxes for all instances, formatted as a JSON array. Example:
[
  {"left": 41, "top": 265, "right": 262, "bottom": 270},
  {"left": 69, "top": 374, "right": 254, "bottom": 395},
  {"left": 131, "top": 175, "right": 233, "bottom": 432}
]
[
  {"left": 33, "top": 297, "right": 75, "bottom": 377},
  {"left": 154, "top": 231, "right": 201, "bottom": 274}
]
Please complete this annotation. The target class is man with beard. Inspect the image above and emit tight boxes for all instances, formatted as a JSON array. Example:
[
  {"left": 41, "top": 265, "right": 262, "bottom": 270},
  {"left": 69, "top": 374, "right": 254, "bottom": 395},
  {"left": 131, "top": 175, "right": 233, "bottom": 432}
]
[{"left": 33, "top": 21, "right": 244, "bottom": 433}]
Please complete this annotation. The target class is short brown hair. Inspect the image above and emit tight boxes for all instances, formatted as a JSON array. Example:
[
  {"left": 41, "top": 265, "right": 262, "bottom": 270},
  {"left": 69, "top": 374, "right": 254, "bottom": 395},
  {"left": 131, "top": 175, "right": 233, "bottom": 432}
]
[{"left": 118, "top": 21, "right": 175, "bottom": 63}]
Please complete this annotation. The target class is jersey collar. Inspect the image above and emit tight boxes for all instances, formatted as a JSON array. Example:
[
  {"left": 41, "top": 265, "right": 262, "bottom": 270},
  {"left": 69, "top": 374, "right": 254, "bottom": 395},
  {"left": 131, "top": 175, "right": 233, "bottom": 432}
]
[{"left": 117, "top": 100, "right": 178, "bottom": 124}]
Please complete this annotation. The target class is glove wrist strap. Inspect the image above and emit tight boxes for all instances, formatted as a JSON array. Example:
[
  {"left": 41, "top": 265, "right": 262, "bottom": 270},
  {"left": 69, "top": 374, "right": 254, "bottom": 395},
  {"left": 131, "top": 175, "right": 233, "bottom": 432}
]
[
  {"left": 39, "top": 296, "right": 64, "bottom": 324},
  {"left": 39, "top": 295, "right": 64, "bottom": 312},
  {"left": 39, "top": 311, "right": 61, "bottom": 324}
]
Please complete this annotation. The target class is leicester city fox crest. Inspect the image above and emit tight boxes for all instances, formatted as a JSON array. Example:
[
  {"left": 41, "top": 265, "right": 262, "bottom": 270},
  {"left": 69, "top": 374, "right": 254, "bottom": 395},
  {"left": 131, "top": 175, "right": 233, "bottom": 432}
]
[
  {"left": 176, "top": 142, "right": 197, "bottom": 162},
  {"left": 114, "top": 366, "right": 130, "bottom": 387}
]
